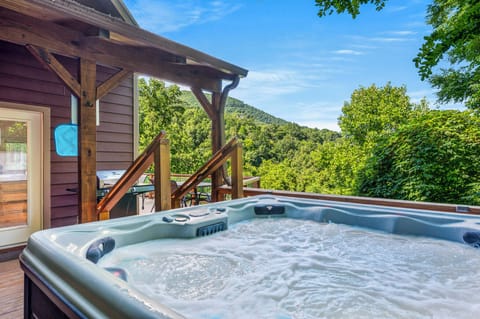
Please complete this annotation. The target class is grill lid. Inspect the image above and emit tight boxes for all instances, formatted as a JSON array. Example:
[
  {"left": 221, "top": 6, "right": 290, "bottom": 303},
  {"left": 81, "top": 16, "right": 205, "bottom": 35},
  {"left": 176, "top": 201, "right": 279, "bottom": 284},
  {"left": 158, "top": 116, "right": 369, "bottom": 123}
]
[{"left": 96, "top": 170, "right": 126, "bottom": 189}]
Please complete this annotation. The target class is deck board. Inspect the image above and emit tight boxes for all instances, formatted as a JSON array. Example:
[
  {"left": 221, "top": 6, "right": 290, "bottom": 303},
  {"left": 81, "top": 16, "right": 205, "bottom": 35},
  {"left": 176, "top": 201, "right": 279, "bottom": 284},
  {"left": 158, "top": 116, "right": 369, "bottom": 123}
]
[{"left": 0, "top": 259, "right": 23, "bottom": 319}]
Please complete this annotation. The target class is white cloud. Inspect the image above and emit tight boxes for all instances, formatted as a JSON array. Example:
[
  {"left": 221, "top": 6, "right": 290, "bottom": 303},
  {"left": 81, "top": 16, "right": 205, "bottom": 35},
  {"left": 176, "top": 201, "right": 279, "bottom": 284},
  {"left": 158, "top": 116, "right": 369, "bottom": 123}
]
[
  {"left": 409, "top": 89, "right": 435, "bottom": 101},
  {"left": 234, "top": 69, "right": 315, "bottom": 99},
  {"left": 405, "top": 20, "right": 429, "bottom": 29},
  {"left": 334, "top": 49, "right": 364, "bottom": 56},
  {"left": 228, "top": 67, "right": 346, "bottom": 130},
  {"left": 284, "top": 101, "right": 343, "bottom": 131},
  {"left": 371, "top": 37, "right": 413, "bottom": 43},
  {"left": 127, "top": 0, "right": 242, "bottom": 33},
  {"left": 383, "top": 30, "right": 417, "bottom": 36},
  {"left": 385, "top": 5, "right": 408, "bottom": 13},
  {"left": 330, "top": 56, "right": 355, "bottom": 62},
  {"left": 408, "top": 90, "right": 465, "bottom": 111},
  {"left": 299, "top": 120, "right": 340, "bottom": 131},
  {"left": 350, "top": 44, "right": 378, "bottom": 50},
  {"left": 348, "top": 34, "right": 414, "bottom": 45},
  {"left": 234, "top": 65, "right": 340, "bottom": 98}
]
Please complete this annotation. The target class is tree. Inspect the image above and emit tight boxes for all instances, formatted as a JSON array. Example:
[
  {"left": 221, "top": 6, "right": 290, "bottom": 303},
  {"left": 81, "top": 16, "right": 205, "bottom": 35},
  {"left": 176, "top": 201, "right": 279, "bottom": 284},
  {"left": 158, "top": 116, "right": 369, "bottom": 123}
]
[
  {"left": 338, "top": 83, "right": 416, "bottom": 145},
  {"left": 413, "top": 0, "right": 480, "bottom": 108},
  {"left": 257, "top": 160, "right": 300, "bottom": 192},
  {"left": 315, "top": 0, "right": 480, "bottom": 109},
  {"left": 168, "top": 107, "right": 211, "bottom": 173},
  {"left": 138, "top": 78, "right": 185, "bottom": 152},
  {"left": 357, "top": 110, "right": 480, "bottom": 205},
  {"left": 303, "top": 138, "right": 366, "bottom": 195},
  {"left": 315, "top": 0, "right": 386, "bottom": 18}
]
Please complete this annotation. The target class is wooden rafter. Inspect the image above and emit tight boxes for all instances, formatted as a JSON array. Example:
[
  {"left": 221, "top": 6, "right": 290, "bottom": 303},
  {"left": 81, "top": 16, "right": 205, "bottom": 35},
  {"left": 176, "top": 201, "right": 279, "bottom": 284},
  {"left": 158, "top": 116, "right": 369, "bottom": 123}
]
[
  {"left": 191, "top": 87, "right": 215, "bottom": 119},
  {"left": 96, "top": 69, "right": 131, "bottom": 99},
  {"left": 25, "top": 45, "right": 81, "bottom": 97}
]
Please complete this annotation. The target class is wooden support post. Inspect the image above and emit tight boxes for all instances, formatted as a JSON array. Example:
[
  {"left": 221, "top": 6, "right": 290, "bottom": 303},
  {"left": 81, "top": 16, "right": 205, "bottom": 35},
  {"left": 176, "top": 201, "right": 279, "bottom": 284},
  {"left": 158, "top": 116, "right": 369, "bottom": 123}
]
[
  {"left": 231, "top": 141, "right": 243, "bottom": 199},
  {"left": 191, "top": 77, "right": 240, "bottom": 203},
  {"left": 78, "top": 58, "right": 98, "bottom": 223},
  {"left": 210, "top": 92, "right": 225, "bottom": 202},
  {"left": 154, "top": 139, "right": 171, "bottom": 211}
]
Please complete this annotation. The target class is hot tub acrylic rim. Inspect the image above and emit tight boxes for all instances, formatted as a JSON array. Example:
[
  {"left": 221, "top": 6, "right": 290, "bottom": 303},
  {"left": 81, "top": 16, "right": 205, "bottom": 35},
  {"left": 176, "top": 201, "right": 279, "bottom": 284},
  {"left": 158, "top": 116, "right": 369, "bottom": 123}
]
[
  {"left": 33, "top": 195, "right": 480, "bottom": 253},
  {"left": 21, "top": 195, "right": 480, "bottom": 318},
  {"left": 21, "top": 233, "right": 187, "bottom": 319}
]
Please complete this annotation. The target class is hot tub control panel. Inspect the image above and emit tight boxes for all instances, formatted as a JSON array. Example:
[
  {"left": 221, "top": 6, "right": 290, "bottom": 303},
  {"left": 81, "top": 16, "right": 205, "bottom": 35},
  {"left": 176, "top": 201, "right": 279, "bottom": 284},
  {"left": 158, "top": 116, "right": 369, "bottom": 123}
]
[{"left": 156, "top": 206, "right": 229, "bottom": 239}]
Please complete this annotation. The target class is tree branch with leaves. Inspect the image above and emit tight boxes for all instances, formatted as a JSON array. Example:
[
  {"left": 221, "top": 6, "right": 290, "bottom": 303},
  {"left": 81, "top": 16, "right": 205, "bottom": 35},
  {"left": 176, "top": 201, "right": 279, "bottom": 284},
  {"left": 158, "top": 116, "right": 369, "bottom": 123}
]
[{"left": 315, "top": 0, "right": 480, "bottom": 109}]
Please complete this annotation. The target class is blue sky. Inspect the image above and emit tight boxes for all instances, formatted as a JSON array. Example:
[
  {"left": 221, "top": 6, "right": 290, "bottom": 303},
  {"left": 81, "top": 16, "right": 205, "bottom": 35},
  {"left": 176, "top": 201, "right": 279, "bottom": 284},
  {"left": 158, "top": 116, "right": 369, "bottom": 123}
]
[{"left": 123, "top": 0, "right": 462, "bottom": 131}]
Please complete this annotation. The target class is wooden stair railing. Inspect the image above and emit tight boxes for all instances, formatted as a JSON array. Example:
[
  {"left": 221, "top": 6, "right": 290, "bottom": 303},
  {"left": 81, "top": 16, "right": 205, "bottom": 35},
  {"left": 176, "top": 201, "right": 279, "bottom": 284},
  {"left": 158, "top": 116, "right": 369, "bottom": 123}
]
[
  {"left": 96, "top": 131, "right": 170, "bottom": 220},
  {"left": 171, "top": 137, "right": 243, "bottom": 208}
]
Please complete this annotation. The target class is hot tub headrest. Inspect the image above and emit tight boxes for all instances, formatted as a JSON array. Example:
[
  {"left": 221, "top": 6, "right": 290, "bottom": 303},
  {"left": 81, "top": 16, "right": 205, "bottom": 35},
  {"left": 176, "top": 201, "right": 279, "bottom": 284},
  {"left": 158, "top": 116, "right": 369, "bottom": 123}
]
[
  {"left": 86, "top": 237, "right": 116, "bottom": 264},
  {"left": 463, "top": 232, "right": 480, "bottom": 248}
]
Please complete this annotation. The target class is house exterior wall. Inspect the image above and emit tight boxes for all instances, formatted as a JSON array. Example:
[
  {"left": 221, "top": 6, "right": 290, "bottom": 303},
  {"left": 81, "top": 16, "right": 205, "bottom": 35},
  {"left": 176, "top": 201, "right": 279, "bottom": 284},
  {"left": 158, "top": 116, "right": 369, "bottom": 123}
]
[{"left": 0, "top": 41, "right": 135, "bottom": 227}]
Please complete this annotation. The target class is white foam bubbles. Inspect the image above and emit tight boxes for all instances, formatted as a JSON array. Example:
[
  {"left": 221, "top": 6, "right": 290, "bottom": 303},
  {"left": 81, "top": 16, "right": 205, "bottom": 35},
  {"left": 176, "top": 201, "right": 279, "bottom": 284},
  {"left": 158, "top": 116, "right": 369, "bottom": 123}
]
[{"left": 99, "top": 218, "right": 480, "bottom": 319}]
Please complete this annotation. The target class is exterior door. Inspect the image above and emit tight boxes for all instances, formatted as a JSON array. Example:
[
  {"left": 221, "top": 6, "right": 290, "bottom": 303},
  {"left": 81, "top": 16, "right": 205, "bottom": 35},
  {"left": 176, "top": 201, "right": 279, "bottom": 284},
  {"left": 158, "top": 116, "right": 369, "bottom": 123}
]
[{"left": 0, "top": 108, "right": 43, "bottom": 248}]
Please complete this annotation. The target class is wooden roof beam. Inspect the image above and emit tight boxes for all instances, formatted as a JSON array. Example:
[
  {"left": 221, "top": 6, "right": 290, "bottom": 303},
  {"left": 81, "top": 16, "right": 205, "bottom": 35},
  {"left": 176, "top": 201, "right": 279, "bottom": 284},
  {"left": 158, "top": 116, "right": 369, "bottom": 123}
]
[
  {"left": 79, "top": 37, "right": 225, "bottom": 91},
  {"left": 79, "top": 36, "right": 185, "bottom": 65}
]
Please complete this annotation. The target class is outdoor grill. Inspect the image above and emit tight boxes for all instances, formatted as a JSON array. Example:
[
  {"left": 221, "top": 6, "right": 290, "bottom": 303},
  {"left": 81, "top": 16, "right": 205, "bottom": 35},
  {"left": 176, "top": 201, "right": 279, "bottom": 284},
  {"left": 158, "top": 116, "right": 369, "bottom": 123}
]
[{"left": 96, "top": 170, "right": 154, "bottom": 218}]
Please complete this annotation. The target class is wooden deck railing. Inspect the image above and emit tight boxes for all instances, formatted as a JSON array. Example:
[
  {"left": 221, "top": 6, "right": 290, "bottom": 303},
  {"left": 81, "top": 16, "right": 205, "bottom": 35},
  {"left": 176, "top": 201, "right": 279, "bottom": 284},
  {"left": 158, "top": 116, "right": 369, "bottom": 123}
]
[
  {"left": 96, "top": 131, "right": 170, "bottom": 220},
  {"left": 171, "top": 137, "right": 243, "bottom": 208},
  {"left": 217, "top": 186, "right": 480, "bottom": 215}
]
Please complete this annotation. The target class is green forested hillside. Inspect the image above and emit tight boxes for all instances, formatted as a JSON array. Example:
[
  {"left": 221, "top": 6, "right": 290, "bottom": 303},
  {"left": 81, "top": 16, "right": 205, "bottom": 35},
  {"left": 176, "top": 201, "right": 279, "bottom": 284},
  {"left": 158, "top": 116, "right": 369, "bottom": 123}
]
[
  {"left": 139, "top": 78, "right": 480, "bottom": 206},
  {"left": 180, "top": 91, "right": 288, "bottom": 125}
]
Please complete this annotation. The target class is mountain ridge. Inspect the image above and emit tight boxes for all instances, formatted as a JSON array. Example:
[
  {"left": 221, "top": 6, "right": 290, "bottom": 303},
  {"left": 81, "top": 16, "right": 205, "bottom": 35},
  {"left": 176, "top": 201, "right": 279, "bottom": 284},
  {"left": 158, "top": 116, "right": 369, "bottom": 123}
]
[{"left": 180, "top": 91, "right": 289, "bottom": 126}]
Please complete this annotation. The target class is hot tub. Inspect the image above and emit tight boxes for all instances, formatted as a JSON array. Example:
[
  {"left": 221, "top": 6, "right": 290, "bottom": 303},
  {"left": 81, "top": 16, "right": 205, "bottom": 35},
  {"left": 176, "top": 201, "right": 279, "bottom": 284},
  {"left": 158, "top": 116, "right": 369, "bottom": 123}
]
[{"left": 20, "top": 195, "right": 480, "bottom": 318}]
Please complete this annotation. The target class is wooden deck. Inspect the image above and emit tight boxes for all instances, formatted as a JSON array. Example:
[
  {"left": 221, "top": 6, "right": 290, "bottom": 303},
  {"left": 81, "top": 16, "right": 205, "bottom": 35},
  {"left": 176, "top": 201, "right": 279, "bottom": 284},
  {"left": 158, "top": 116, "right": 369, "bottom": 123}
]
[{"left": 0, "top": 259, "right": 23, "bottom": 319}]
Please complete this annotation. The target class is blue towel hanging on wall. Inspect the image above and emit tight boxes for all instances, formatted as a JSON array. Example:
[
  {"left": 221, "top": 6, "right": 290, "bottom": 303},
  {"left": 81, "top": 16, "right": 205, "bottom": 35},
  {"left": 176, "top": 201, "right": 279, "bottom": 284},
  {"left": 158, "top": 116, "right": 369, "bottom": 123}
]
[{"left": 54, "top": 124, "right": 78, "bottom": 156}]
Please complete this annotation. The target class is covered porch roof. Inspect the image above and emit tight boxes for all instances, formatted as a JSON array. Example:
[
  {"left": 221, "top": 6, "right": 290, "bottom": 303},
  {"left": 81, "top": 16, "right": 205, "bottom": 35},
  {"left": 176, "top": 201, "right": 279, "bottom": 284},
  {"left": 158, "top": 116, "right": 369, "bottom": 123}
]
[{"left": 0, "top": 0, "right": 248, "bottom": 92}]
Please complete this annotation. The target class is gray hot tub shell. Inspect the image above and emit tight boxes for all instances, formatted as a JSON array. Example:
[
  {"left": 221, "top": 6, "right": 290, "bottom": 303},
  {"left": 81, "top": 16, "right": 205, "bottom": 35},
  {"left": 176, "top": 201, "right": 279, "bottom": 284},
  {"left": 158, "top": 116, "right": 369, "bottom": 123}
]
[{"left": 20, "top": 195, "right": 480, "bottom": 318}]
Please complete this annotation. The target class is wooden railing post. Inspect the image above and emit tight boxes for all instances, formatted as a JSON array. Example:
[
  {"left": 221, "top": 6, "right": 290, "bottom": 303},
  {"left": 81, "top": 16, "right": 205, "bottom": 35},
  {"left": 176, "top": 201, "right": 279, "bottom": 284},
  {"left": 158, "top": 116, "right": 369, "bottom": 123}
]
[
  {"left": 154, "top": 139, "right": 171, "bottom": 211},
  {"left": 231, "top": 141, "right": 243, "bottom": 199}
]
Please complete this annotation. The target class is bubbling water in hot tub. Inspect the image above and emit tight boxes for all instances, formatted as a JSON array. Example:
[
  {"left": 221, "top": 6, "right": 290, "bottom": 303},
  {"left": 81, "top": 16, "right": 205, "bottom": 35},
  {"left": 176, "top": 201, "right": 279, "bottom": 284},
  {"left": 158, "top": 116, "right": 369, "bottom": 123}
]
[{"left": 98, "top": 218, "right": 480, "bottom": 319}]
